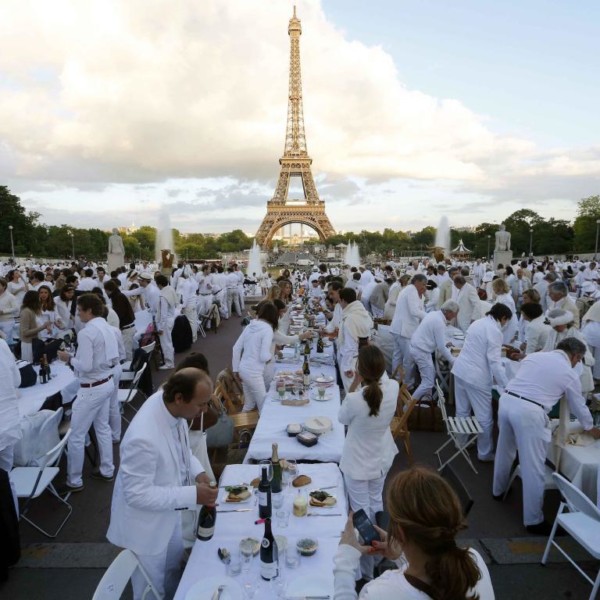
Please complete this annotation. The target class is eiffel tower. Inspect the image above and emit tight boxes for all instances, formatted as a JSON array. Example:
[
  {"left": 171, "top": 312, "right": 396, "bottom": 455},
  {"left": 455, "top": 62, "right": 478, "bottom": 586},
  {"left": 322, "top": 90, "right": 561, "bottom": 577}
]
[{"left": 255, "top": 7, "right": 336, "bottom": 247}]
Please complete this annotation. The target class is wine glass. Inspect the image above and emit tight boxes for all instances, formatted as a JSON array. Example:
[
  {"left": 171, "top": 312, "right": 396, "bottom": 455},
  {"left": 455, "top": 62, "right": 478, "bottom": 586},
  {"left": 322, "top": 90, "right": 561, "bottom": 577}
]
[{"left": 284, "top": 460, "right": 297, "bottom": 491}]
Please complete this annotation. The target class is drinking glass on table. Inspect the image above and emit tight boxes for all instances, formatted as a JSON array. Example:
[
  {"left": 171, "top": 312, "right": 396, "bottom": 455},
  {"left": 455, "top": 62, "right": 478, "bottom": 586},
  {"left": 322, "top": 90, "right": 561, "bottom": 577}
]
[
  {"left": 239, "top": 539, "right": 255, "bottom": 573},
  {"left": 282, "top": 460, "right": 297, "bottom": 491},
  {"left": 277, "top": 381, "right": 286, "bottom": 401}
]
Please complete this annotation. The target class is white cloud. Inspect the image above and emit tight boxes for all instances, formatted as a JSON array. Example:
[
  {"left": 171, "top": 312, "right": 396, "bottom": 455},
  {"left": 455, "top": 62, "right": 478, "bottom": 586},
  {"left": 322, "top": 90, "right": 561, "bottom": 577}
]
[{"left": 0, "top": 0, "right": 598, "bottom": 234}]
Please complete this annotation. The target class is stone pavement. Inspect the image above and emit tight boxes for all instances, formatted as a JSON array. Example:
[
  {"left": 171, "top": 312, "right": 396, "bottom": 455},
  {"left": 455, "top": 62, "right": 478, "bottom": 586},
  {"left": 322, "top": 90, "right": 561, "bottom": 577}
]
[{"left": 2, "top": 309, "right": 598, "bottom": 599}]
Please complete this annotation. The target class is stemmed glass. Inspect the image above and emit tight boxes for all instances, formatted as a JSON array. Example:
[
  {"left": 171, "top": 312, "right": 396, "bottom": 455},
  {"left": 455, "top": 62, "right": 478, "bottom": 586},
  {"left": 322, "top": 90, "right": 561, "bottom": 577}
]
[{"left": 282, "top": 459, "right": 297, "bottom": 491}]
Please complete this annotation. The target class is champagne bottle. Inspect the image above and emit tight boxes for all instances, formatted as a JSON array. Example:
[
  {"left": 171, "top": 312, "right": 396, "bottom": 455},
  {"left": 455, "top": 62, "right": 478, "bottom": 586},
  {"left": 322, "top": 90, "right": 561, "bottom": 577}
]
[
  {"left": 258, "top": 465, "right": 272, "bottom": 519},
  {"left": 259, "top": 517, "right": 279, "bottom": 581},
  {"left": 44, "top": 353, "right": 52, "bottom": 379},
  {"left": 271, "top": 444, "right": 282, "bottom": 500},
  {"left": 302, "top": 355, "right": 311, "bottom": 388},
  {"left": 316, "top": 334, "right": 324, "bottom": 353},
  {"left": 196, "top": 480, "right": 218, "bottom": 541},
  {"left": 303, "top": 339, "right": 311, "bottom": 356}
]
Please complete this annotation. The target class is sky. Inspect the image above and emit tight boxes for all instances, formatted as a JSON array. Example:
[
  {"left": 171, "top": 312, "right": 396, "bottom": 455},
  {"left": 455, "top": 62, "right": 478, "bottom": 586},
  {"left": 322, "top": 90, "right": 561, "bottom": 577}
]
[{"left": 0, "top": 0, "right": 599, "bottom": 237}]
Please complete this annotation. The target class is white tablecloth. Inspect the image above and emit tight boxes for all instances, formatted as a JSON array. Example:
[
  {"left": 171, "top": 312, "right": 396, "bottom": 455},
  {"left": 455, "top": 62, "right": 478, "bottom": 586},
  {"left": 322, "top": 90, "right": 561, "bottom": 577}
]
[
  {"left": 244, "top": 352, "right": 344, "bottom": 464},
  {"left": 17, "top": 362, "right": 78, "bottom": 417},
  {"left": 174, "top": 463, "right": 347, "bottom": 600}
]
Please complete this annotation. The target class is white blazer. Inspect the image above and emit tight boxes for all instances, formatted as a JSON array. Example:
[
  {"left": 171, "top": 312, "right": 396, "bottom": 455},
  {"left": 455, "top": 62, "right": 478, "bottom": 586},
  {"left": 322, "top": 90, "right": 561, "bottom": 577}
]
[
  {"left": 390, "top": 285, "right": 425, "bottom": 338},
  {"left": 456, "top": 283, "right": 483, "bottom": 332},
  {"left": 338, "top": 374, "right": 398, "bottom": 480},
  {"left": 107, "top": 391, "right": 204, "bottom": 555}
]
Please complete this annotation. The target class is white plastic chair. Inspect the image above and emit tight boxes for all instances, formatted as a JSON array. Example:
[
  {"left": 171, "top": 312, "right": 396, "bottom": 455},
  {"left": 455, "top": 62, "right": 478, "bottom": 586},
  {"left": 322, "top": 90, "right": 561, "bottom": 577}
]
[
  {"left": 502, "top": 463, "right": 558, "bottom": 501},
  {"left": 434, "top": 381, "right": 483, "bottom": 474},
  {"left": 118, "top": 362, "right": 148, "bottom": 423},
  {"left": 542, "top": 473, "right": 600, "bottom": 599},
  {"left": 121, "top": 342, "right": 156, "bottom": 381},
  {"left": 10, "top": 428, "right": 72, "bottom": 538},
  {"left": 92, "top": 549, "right": 163, "bottom": 600}
]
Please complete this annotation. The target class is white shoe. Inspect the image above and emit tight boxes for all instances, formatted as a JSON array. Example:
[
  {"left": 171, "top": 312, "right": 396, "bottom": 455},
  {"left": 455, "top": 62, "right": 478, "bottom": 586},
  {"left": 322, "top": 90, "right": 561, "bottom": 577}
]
[{"left": 159, "top": 364, "right": 175, "bottom": 370}]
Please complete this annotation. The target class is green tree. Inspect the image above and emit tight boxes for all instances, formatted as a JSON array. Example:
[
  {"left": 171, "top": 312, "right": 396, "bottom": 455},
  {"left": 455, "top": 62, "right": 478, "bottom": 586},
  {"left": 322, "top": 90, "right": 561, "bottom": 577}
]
[
  {"left": 573, "top": 195, "right": 600, "bottom": 253},
  {"left": 0, "top": 186, "right": 40, "bottom": 256}
]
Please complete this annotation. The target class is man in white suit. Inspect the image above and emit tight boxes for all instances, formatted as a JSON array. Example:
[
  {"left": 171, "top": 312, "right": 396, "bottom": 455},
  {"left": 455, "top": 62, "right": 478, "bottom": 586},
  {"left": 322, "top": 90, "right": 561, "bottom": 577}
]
[
  {"left": 453, "top": 275, "right": 482, "bottom": 332},
  {"left": 107, "top": 368, "right": 218, "bottom": 600}
]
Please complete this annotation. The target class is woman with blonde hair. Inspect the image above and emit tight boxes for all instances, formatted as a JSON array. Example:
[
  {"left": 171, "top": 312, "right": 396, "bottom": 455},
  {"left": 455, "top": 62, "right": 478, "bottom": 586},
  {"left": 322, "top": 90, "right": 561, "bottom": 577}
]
[
  {"left": 491, "top": 278, "right": 518, "bottom": 345},
  {"left": 334, "top": 466, "right": 494, "bottom": 599}
]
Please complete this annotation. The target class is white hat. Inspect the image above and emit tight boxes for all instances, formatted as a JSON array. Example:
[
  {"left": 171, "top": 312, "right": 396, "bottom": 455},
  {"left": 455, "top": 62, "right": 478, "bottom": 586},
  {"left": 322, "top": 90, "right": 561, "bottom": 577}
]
[
  {"left": 139, "top": 272, "right": 152, "bottom": 281},
  {"left": 547, "top": 309, "right": 573, "bottom": 327}
]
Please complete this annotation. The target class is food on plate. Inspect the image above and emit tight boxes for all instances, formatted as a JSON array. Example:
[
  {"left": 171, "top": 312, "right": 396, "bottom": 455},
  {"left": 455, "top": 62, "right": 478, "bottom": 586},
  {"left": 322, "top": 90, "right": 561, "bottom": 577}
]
[
  {"left": 250, "top": 477, "right": 261, "bottom": 488},
  {"left": 309, "top": 490, "right": 337, "bottom": 507},
  {"left": 225, "top": 485, "right": 252, "bottom": 502},
  {"left": 296, "top": 537, "right": 319, "bottom": 556},
  {"left": 292, "top": 474, "right": 312, "bottom": 487},
  {"left": 297, "top": 431, "right": 319, "bottom": 447}
]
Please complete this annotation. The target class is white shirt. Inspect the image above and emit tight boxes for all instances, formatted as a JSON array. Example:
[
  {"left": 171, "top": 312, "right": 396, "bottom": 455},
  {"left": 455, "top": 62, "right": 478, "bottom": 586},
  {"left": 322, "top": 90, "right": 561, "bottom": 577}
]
[
  {"left": 410, "top": 311, "right": 454, "bottom": 363},
  {"left": 71, "top": 317, "right": 115, "bottom": 383},
  {"left": 0, "top": 338, "right": 21, "bottom": 451},
  {"left": 77, "top": 277, "right": 96, "bottom": 292},
  {"left": 232, "top": 319, "right": 273, "bottom": 375},
  {"left": 506, "top": 351, "right": 593, "bottom": 429},
  {"left": 390, "top": 285, "right": 425, "bottom": 338}
]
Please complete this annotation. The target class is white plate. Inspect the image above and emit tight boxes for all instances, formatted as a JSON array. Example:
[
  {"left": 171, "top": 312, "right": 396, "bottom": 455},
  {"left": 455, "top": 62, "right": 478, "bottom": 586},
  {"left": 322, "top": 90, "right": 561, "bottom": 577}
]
[
  {"left": 185, "top": 576, "right": 243, "bottom": 600},
  {"left": 286, "top": 573, "right": 333, "bottom": 597},
  {"left": 303, "top": 416, "right": 332, "bottom": 435},
  {"left": 310, "top": 389, "right": 333, "bottom": 402},
  {"left": 221, "top": 486, "right": 253, "bottom": 504}
]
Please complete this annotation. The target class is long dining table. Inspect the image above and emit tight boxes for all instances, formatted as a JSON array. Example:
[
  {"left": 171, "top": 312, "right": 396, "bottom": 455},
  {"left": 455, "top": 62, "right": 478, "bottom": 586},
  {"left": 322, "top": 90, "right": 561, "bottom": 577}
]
[
  {"left": 174, "top": 462, "right": 347, "bottom": 600},
  {"left": 244, "top": 343, "right": 345, "bottom": 465}
]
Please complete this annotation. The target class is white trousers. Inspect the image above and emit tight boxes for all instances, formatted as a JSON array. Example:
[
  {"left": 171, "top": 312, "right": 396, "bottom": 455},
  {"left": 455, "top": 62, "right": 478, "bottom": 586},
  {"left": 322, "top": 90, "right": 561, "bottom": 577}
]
[
  {"left": 132, "top": 519, "right": 184, "bottom": 600},
  {"left": 239, "top": 368, "right": 267, "bottom": 413},
  {"left": 121, "top": 327, "right": 135, "bottom": 362},
  {"left": 237, "top": 283, "right": 245, "bottom": 310},
  {"left": 182, "top": 306, "right": 198, "bottom": 343},
  {"left": 109, "top": 364, "right": 123, "bottom": 443},
  {"left": 391, "top": 334, "right": 414, "bottom": 385},
  {"left": 67, "top": 379, "right": 114, "bottom": 487},
  {"left": 216, "top": 289, "right": 229, "bottom": 319},
  {"left": 159, "top": 317, "right": 175, "bottom": 368},
  {"left": 196, "top": 295, "right": 213, "bottom": 317},
  {"left": 227, "top": 288, "right": 241, "bottom": 317},
  {"left": 21, "top": 341, "right": 33, "bottom": 363},
  {"left": 493, "top": 394, "right": 551, "bottom": 526},
  {"left": 410, "top": 346, "right": 435, "bottom": 400},
  {"left": 343, "top": 472, "right": 386, "bottom": 579},
  {"left": 454, "top": 376, "right": 495, "bottom": 460}
]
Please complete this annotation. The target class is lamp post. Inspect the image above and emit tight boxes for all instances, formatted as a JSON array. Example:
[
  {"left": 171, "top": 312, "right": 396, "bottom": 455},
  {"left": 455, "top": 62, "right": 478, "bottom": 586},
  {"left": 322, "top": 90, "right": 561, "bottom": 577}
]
[
  {"left": 68, "top": 231, "right": 74, "bottom": 260},
  {"left": 8, "top": 225, "right": 15, "bottom": 261},
  {"left": 595, "top": 220, "right": 600, "bottom": 260},
  {"left": 486, "top": 235, "right": 491, "bottom": 260},
  {"left": 529, "top": 228, "right": 534, "bottom": 257}
]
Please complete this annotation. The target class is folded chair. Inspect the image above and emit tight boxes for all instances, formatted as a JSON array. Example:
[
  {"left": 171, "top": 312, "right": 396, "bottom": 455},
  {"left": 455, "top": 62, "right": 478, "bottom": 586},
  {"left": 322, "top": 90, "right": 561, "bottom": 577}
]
[
  {"left": 118, "top": 363, "right": 148, "bottom": 423},
  {"left": 10, "top": 429, "right": 72, "bottom": 538},
  {"left": 542, "top": 473, "right": 600, "bottom": 600},
  {"left": 92, "top": 549, "right": 162, "bottom": 600},
  {"left": 434, "top": 381, "right": 483, "bottom": 474},
  {"left": 390, "top": 383, "right": 418, "bottom": 463}
]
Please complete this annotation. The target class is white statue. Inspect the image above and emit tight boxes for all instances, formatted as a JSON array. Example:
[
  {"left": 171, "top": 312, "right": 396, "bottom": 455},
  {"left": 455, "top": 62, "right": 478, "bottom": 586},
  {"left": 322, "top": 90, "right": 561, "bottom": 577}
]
[
  {"left": 495, "top": 223, "right": 511, "bottom": 252},
  {"left": 107, "top": 228, "right": 125, "bottom": 272}
]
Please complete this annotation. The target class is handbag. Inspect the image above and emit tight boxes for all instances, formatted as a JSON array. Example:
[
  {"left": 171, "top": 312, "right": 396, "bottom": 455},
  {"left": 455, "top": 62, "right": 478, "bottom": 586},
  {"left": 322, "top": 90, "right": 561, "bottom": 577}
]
[
  {"left": 205, "top": 397, "right": 234, "bottom": 449},
  {"left": 407, "top": 399, "right": 444, "bottom": 432},
  {"left": 16, "top": 360, "right": 37, "bottom": 388}
]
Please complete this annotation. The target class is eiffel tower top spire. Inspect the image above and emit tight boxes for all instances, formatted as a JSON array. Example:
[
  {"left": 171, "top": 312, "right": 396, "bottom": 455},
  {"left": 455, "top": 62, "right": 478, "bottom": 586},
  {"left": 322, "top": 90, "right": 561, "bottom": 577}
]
[{"left": 284, "top": 5, "right": 308, "bottom": 158}]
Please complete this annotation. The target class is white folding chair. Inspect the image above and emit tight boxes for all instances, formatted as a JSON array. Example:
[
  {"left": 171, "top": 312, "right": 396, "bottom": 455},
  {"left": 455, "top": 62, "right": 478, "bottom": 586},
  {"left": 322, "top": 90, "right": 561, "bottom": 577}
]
[
  {"left": 118, "top": 362, "right": 148, "bottom": 423},
  {"left": 10, "top": 428, "right": 73, "bottom": 538},
  {"left": 502, "top": 463, "right": 558, "bottom": 501},
  {"left": 121, "top": 342, "right": 156, "bottom": 382},
  {"left": 542, "top": 473, "right": 600, "bottom": 600},
  {"left": 92, "top": 549, "right": 163, "bottom": 600},
  {"left": 434, "top": 381, "right": 483, "bottom": 474}
]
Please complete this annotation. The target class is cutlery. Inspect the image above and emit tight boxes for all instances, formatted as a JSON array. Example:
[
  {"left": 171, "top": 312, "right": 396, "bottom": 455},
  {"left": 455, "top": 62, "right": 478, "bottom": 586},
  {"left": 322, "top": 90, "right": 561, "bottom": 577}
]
[
  {"left": 306, "top": 513, "right": 342, "bottom": 517},
  {"left": 211, "top": 585, "right": 225, "bottom": 600},
  {"left": 216, "top": 508, "right": 252, "bottom": 513},
  {"left": 285, "top": 596, "right": 330, "bottom": 599}
]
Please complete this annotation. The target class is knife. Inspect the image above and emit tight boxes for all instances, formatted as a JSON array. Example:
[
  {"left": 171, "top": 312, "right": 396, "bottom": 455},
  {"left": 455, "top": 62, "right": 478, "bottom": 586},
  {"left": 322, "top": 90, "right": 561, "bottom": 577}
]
[
  {"left": 216, "top": 508, "right": 252, "bottom": 513},
  {"left": 285, "top": 596, "right": 330, "bottom": 599},
  {"left": 306, "top": 513, "right": 342, "bottom": 517}
]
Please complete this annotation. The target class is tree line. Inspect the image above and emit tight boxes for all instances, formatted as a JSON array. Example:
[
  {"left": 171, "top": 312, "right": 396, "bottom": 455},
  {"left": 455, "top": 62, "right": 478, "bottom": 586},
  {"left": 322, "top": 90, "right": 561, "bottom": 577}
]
[{"left": 1, "top": 186, "right": 599, "bottom": 260}]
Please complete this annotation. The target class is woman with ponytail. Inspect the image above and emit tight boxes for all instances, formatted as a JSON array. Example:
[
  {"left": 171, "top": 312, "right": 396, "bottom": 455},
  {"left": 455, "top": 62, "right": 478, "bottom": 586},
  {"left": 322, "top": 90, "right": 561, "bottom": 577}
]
[
  {"left": 334, "top": 466, "right": 494, "bottom": 599},
  {"left": 337, "top": 344, "right": 398, "bottom": 580}
]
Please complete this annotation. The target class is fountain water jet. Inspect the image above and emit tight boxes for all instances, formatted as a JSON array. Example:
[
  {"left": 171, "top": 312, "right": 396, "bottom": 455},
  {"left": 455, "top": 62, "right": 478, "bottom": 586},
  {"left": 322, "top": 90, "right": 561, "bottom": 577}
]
[
  {"left": 155, "top": 205, "right": 175, "bottom": 268},
  {"left": 247, "top": 240, "right": 263, "bottom": 279},
  {"left": 434, "top": 216, "right": 450, "bottom": 261}
]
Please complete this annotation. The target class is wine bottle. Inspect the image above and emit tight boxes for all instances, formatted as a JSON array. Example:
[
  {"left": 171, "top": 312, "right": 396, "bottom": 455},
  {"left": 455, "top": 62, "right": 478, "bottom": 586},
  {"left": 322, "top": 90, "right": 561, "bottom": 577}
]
[
  {"left": 258, "top": 465, "right": 272, "bottom": 519},
  {"left": 259, "top": 517, "right": 279, "bottom": 581},
  {"left": 316, "top": 334, "right": 324, "bottom": 353},
  {"left": 196, "top": 480, "right": 218, "bottom": 541},
  {"left": 44, "top": 354, "right": 52, "bottom": 379},
  {"left": 271, "top": 444, "right": 282, "bottom": 500},
  {"left": 39, "top": 355, "right": 48, "bottom": 384},
  {"left": 302, "top": 355, "right": 311, "bottom": 388},
  {"left": 303, "top": 339, "right": 311, "bottom": 356}
]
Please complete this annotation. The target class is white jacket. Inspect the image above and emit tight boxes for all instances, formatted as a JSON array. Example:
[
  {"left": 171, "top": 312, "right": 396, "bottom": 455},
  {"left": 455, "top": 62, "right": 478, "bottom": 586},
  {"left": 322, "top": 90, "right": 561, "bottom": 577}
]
[
  {"left": 456, "top": 283, "right": 483, "bottom": 333},
  {"left": 452, "top": 316, "right": 507, "bottom": 391},
  {"left": 0, "top": 338, "right": 21, "bottom": 451},
  {"left": 232, "top": 319, "right": 274, "bottom": 376},
  {"left": 107, "top": 391, "right": 204, "bottom": 555},
  {"left": 338, "top": 373, "right": 398, "bottom": 480},
  {"left": 390, "top": 285, "right": 425, "bottom": 338}
]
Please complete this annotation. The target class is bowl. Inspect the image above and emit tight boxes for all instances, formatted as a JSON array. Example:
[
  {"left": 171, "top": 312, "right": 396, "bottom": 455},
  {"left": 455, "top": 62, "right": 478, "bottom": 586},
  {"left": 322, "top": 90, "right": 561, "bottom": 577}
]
[{"left": 296, "top": 538, "right": 318, "bottom": 556}]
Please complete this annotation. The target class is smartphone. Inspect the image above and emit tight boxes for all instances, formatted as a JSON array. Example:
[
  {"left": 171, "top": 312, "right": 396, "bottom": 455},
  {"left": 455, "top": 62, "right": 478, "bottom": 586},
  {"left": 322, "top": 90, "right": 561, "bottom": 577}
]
[{"left": 352, "top": 509, "right": 381, "bottom": 545}]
